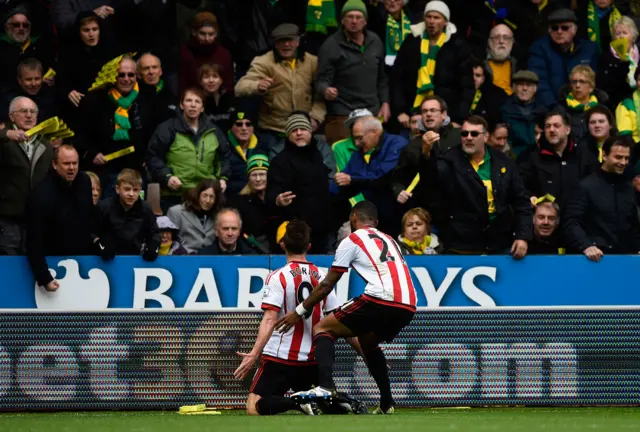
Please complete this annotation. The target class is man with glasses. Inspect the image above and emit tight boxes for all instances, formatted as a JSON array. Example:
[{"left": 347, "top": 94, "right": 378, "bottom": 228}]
[
  {"left": 485, "top": 24, "right": 518, "bottom": 96},
  {"left": 225, "top": 110, "right": 269, "bottom": 198},
  {"left": 391, "top": 95, "right": 460, "bottom": 210},
  {"left": 75, "top": 56, "right": 158, "bottom": 198},
  {"left": 0, "top": 5, "right": 54, "bottom": 89},
  {"left": 0, "top": 96, "right": 54, "bottom": 255},
  {"left": 331, "top": 115, "right": 407, "bottom": 236},
  {"left": 430, "top": 115, "right": 531, "bottom": 257},
  {"left": 528, "top": 8, "right": 598, "bottom": 108}
]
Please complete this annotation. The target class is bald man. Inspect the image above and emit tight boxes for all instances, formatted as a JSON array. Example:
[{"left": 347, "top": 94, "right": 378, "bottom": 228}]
[
  {"left": 0, "top": 96, "right": 54, "bottom": 255},
  {"left": 26, "top": 145, "right": 96, "bottom": 290}
]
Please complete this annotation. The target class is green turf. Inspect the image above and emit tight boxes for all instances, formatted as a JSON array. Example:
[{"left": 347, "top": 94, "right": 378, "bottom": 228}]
[{"left": 2, "top": 408, "right": 640, "bottom": 432}]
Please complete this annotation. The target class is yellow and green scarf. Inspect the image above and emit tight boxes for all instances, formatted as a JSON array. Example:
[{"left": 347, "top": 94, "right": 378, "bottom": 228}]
[
  {"left": 633, "top": 90, "right": 640, "bottom": 138},
  {"left": 470, "top": 89, "right": 482, "bottom": 113},
  {"left": 385, "top": 10, "right": 411, "bottom": 65},
  {"left": 0, "top": 34, "right": 37, "bottom": 53},
  {"left": 306, "top": 0, "right": 337, "bottom": 35},
  {"left": 413, "top": 31, "right": 447, "bottom": 109},
  {"left": 228, "top": 131, "right": 258, "bottom": 161},
  {"left": 587, "top": 0, "right": 621, "bottom": 51},
  {"left": 109, "top": 82, "right": 139, "bottom": 141},
  {"left": 398, "top": 235, "right": 434, "bottom": 255},
  {"left": 538, "top": 0, "right": 548, "bottom": 10},
  {"left": 156, "top": 79, "right": 165, "bottom": 94},
  {"left": 566, "top": 93, "right": 598, "bottom": 111}
]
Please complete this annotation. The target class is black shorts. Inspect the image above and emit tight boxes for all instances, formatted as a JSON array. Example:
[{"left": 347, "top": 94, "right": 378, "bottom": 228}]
[
  {"left": 333, "top": 294, "right": 415, "bottom": 342},
  {"left": 250, "top": 358, "right": 318, "bottom": 397}
]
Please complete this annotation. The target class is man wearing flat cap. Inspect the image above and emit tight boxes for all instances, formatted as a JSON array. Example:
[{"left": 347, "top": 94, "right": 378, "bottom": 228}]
[
  {"left": 500, "top": 70, "right": 548, "bottom": 156},
  {"left": 528, "top": 8, "right": 599, "bottom": 108},
  {"left": 266, "top": 111, "right": 334, "bottom": 253},
  {"left": 236, "top": 23, "right": 326, "bottom": 158},
  {"left": 0, "top": 5, "right": 54, "bottom": 89}
]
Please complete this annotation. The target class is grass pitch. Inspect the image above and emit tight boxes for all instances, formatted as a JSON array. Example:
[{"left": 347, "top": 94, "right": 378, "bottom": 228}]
[{"left": 2, "top": 408, "right": 640, "bottom": 432}]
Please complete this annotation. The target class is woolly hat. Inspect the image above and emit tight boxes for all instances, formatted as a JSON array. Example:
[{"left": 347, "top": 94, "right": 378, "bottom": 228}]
[
  {"left": 285, "top": 112, "right": 312, "bottom": 136},
  {"left": 3, "top": 5, "right": 29, "bottom": 25},
  {"left": 247, "top": 154, "right": 269, "bottom": 174},
  {"left": 193, "top": 11, "right": 219, "bottom": 31},
  {"left": 424, "top": 0, "right": 450, "bottom": 21},
  {"left": 342, "top": 0, "right": 368, "bottom": 19}
]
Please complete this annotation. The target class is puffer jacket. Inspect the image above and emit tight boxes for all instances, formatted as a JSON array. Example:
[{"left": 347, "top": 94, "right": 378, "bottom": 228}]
[{"left": 235, "top": 49, "right": 326, "bottom": 133}]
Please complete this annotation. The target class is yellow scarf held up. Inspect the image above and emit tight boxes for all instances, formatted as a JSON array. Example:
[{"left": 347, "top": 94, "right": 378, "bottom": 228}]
[{"left": 413, "top": 31, "right": 447, "bottom": 109}]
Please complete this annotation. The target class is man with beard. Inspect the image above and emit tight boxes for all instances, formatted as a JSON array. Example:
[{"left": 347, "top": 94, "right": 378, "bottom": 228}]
[
  {"left": 529, "top": 198, "right": 564, "bottom": 254},
  {"left": 563, "top": 135, "right": 640, "bottom": 261},
  {"left": 517, "top": 111, "right": 599, "bottom": 206},
  {"left": 485, "top": 24, "right": 519, "bottom": 97}
]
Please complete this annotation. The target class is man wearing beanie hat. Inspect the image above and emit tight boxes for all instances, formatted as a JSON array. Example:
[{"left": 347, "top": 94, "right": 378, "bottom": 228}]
[
  {"left": 316, "top": 0, "right": 390, "bottom": 145},
  {"left": 226, "top": 110, "right": 269, "bottom": 198},
  {"left": 0, "top": 5, "right": 54, "bottom": 88},
  {"left": 390, "top": 0, "right": 474, "bottom": 130},
  {"left": 236, "top": 22, "right": 326, "bottom": 159},
  {"left": 266, "top": 111, "right": 334, "bottom": 253},
  {"left": 527, "top": 8, "right": 598, "bottom": 108}
]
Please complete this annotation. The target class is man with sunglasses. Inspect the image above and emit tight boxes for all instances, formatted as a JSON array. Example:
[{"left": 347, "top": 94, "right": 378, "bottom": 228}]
[
  {"left": 528, "top": 8, "right": 598, "bottom": 108},
  {"left": 430, "top": 115, "right": 531, "bottom": 257},
  {"left": 0, "top": 5, "right": 54, "bottom": 89}
]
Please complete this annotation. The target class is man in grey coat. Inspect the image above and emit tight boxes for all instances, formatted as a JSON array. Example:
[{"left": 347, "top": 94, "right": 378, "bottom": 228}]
[{"left": 316, "top": 0, "right": 390, "bottom": 145}]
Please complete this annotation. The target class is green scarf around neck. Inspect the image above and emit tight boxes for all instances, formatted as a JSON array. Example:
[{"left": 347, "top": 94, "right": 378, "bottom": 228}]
[
  {"left": 587, "top": 0, "right": 621, "bottom": 51},
  {"left": 306, "top": 0, "right": 337, "bottom": 35},
  {"left": 385, "top": 10, "right": 411, "bottom": 61},
  {"left": 109, "top": 82, "right": 139, "bottom": 141}
]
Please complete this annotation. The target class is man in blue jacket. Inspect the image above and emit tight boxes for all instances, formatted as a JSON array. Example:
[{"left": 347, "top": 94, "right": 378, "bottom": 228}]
[
  {"left": 331, "top": 115, "right": 408, "bottom": 236},
  {"left": 528, "top": 8, "right": 598, "bottom": 108}
]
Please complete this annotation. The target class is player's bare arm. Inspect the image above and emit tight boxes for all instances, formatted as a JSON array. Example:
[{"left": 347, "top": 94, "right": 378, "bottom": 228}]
[
  {"left": 234, "top": 309, "right": 279, "bottom": 380},
  {"left": 274, "top": 270, "right": 344, "bottom": 332}
]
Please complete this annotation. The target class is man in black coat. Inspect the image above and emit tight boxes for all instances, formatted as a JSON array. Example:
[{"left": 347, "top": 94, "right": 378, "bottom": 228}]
[
  {"left": 198, "top": 208, "right": 259, "bottom": 255},
  {"left": 517, "top": 110, "right": 600, "bottom": 206},
  {"left": 266, "top": 111, "right": 331, "bottom": 253},
  {"left": 26, "top": 146, "right": 95, "bottom": 291},
  {"left": 563, "top": 135, "right": 640, "bottom": 261},
  {"left": 430, "top": 115, "right": 532, "bottom": 256},
  {"left": 391, "top": 1, "right": 474, "bottom": 126}
]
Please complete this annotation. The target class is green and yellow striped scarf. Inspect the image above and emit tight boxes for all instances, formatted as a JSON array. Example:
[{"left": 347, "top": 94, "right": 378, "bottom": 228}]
[
  {"left": 413, "top": 31, "right": 447, "bottom": 109},
  {"left": 306, "top": 0, "right": 337, "bottom": 35},
  {"left": 156, "top": 79, "right": 165, "bottom": 94},
  {"left": 587, "top": 0, "right": 621, "bottom": 51},
  {"left": 470, "top": 89, "right": 482, "bottom": 113},
  {"left": 109, "top": 82, "right": 139, "bottom": 141},
  {"left": 385, "top": 10, "right": 411, "bottom": 63},
  {"left": 227, "top": 131, "right": 258, "bottom": 161},
  {"left": 566, "top": 93, "right": 598, "bottom": 112}
]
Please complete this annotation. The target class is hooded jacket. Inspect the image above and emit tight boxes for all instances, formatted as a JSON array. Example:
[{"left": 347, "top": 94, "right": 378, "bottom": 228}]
[{"left": 147, "top": 111, "right": 232, "bottom": 195}]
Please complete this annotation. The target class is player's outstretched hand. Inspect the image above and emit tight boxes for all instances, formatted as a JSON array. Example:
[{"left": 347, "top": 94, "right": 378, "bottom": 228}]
[
  {"left": 275, "top": 311, "right": 301, "bottom": 333},
  {"left": 234, "top": 352, "right": 258, "bottom": 380}
]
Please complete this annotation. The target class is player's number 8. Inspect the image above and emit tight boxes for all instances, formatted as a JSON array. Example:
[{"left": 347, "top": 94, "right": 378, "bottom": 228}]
[{"left": 296, "top": 281, "right": 314, "bottom": 318}]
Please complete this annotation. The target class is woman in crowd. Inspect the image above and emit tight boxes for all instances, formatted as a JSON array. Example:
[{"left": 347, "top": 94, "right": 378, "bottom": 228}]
[
  {"left": 166, "top": 179, "right": 225, "bottom": 253},
  {"left": 198, "top": 63, "right": 234, "bottom": 132},
  {"left": 487, "top": 123, "right": 515, "bottom": 158},
  {"left": 583, "top": 104, "right": 617, "bottom": 162},
  {"left": 156, "top": 216, "right": 188, "bottom": 256},
  {"left": 86, "top": 171, "right": 102, "bottom": 205},
  {"left": 397, "top": 207, "right": 441, "bottom": 255},
  {"left": 597, "top": 16, "right": 639, "bottom": 111},
  {"left": 557, "top": 65, "right": 609, "bottom": 142},
  {"left": 231, "top": 154, "right": 276, "bottom": 252},
  {"left": 179, "top": 12, "right": 234, "bottom": 95},
  {"left": 147, "top": 87, "right": 231, "bottom": 212}
]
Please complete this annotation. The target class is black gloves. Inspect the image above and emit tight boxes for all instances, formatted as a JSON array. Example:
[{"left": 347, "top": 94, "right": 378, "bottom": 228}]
[
  {"left": 141, "top": 239, "right": 160, "bottom": 262},
  {"left": 95, "top": 237, "right": 115, "bottom": 261}
]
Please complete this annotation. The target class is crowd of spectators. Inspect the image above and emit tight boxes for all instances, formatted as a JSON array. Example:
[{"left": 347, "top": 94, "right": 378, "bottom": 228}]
[{"left": 1, "top": 0, "right": 640, "bottom": 290}]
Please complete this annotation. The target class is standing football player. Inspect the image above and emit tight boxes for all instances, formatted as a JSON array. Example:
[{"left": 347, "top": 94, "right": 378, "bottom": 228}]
[
  {"left": 234, "top": 219, "right": 339, "bottom": 415},
  {"left": 276, "top": 201, "right": 417, "bottom": 414}
]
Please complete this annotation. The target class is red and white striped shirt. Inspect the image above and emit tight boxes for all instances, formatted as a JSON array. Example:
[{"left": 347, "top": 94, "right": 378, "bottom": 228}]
[
  {"left": 331, "top": 227, "right": 417, "bottom": 309},
  {"left": 261, "top": 261, "right": 339, "bottom": 364}
]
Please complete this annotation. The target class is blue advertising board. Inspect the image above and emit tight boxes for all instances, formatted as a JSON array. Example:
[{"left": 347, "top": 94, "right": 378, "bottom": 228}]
[{"left": 1, "top": 255, "right": 639, "bottom": 309}]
